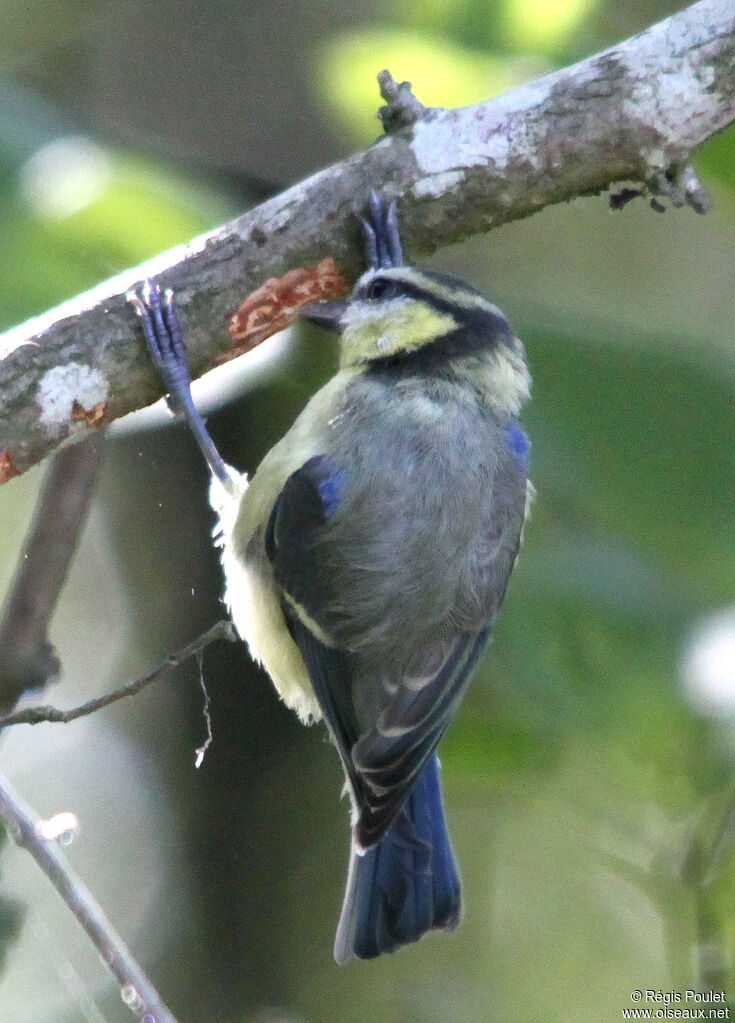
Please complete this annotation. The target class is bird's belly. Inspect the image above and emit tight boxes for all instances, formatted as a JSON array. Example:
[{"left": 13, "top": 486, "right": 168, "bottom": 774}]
[
  {"left": 220, "top": 539, "right": 321, "bottom": 723},
  {"left": 209, "top": 470, "right": 321, "bottom": 725}
]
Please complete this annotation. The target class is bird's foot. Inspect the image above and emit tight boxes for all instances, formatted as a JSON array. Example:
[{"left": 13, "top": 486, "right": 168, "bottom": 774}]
[
  {"left": 130, "top": 281, "right": 234, "bottom": 489},
  {"left": 359, "top": 190, "right": 403, "bottom": 270},
  {"left": 129, "top": 280, "right": 192, "bottom": 417}
]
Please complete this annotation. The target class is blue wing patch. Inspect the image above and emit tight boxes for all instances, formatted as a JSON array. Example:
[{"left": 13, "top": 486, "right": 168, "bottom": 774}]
[
  {"left": 317, "top": 465, "right": 348, "bottom": 517},
  {"left": 505, "top": 421, "right": 529, "bottom": 465}
]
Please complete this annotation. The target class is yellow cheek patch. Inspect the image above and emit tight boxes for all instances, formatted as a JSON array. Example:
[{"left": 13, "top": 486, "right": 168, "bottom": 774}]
[{"left": 339, "top": 298, "right": 457, "bottom": 366}]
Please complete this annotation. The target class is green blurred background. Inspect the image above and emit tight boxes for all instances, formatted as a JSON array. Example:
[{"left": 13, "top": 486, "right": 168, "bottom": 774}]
[{"left": 1, "top": 0, "right": 735, "bottom": 1021}]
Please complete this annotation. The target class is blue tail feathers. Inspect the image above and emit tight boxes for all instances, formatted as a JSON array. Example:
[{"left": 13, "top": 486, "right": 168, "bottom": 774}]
[{"left": 333, "top": 752, "right": 461, "bottom": 963}]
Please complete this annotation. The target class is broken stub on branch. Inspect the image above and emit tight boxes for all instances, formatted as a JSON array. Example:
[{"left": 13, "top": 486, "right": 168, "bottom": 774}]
[{"left": 221, "top": 257, "right": 349, "bottom": 365}]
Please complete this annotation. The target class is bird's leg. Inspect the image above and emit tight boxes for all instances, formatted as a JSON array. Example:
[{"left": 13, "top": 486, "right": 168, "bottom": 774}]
[{"left": 129, "top": 281, "right": 234, "bottom": 490}]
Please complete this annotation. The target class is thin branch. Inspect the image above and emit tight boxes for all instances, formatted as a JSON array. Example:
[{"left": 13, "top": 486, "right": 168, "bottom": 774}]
[
  {"left": 678, "top": 782, "right": 735, "bottom": 994},
  {"left": 0, "top": 619, "right": 236, "bottom": 730},
  {"left": 0, "top": 771, "right": 181, "bottom": 1023},
  {"left": 1, "top": 0, "right": 734, "bottom": 480},
  {"left": 0, "top": 432, "right": 103, "bottom": 712}
]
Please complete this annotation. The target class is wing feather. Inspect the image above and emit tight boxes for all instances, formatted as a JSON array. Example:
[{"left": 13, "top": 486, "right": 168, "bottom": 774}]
[{"left": 266, "top": 444, "right": 518, "bottom": 849}]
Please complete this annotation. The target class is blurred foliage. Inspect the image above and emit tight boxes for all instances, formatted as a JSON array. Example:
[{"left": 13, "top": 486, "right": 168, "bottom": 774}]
[
  {"left": 500, "top": 0, "right": 599, "bottom": 52},
  {"left": 317, "top": 29, "right": 548, "bottom": 144},
  {"left": 0, "top": 145, "right": 236, "bottom": 327},
  {"left": 0, "top": 79, "right": 237, "bottom": 329},
  {"left": 403, "top": 0, "right": 601, "bottom": 57},
  {"left": 317, "top": 0, "right": 607, "bottom": 142},
  {"left": 0, "top": 0, "right": 734, "bottom": 1021},
  {"left": 697, "top": 127, "right": 735, "bottom": 200}
]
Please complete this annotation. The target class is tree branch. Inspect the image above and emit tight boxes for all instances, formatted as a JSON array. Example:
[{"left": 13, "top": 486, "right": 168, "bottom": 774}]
[
  {"left": 0, "top": 619, "right": 236, "bottom": 730},
  {"left": 1, "top": 0, "right": 733, "bottom": 479},
  {"left": 0, "top": 433, "right": 103, "bottom": 712},
  {"left": 0, "top": 771, "right": 182, "bottom": 1023}
]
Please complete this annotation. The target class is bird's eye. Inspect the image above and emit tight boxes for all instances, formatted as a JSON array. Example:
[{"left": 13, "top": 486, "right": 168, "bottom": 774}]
[{"left": 367, "top": 278, "right": 398, "bottom": 301}]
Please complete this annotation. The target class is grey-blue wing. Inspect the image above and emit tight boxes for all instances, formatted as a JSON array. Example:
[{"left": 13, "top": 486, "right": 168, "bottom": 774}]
[
  {"left": 349, "top": 627, "right": 492, "bottom": 847},
  {"left": 266, "top": 420, "right": 527, "bottom": 846},
  {"left": 288, "top": 612, "right": 491, "bottom": 847}
]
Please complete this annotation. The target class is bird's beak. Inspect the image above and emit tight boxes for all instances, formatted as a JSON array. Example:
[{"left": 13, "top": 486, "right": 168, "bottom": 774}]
[{"left": 299, "top": 300, "right": 347, "bottom": 333}]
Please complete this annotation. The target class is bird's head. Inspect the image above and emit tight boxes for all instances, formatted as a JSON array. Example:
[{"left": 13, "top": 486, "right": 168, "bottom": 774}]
[{"left": 300, "top": 193, "right": 530, "bottom": 415}]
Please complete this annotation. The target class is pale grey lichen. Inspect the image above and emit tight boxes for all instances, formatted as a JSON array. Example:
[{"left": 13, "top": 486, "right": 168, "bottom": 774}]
[{"left": 37, "top": 363, "right": 108, "bottom": 437}]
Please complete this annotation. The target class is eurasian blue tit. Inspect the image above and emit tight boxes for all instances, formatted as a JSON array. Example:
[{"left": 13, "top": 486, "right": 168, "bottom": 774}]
[{"left": 131, "top": 193, "right": 532, "bottom": 963}]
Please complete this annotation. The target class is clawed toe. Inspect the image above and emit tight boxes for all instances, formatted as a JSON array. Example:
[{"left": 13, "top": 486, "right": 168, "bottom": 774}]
[
  {"left": 129, "top": 281, "right": 192, "bottom": 415},
  {"left": 359, "top": 191, "right": 403, "bottom": 270}
]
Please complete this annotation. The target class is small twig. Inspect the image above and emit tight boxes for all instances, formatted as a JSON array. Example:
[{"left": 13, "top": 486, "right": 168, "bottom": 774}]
[
  {"left": 0, "top": 432, "right": 103, "bottom": 712},
  {"left": 678, "top": 783, "right": 735, "bottom": 996},
  {"left": 0, "top": 771, "right": 181, "bottom": 1023},
  {"left": 193, "top": 652, "right": 213, "bottom": 769},
  {"left": 0, "top": 620, "right": 236, "bottom": 730}
]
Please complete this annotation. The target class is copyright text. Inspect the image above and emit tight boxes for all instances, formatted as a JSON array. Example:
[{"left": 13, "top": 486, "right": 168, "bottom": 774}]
[{"left": 623, "top": 991, "right": 729, "bottom": 1020}]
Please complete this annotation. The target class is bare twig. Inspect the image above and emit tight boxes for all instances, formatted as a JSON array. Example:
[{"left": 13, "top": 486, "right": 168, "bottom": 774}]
[
  {"left": 0, "top": 0, "right": 733, "bottom": 479},
  {"left": 0, "top": 771, "right": 181, "bottom": 1023},
  {"left": 601, "top": 784, "right": 735, "bottom": 994},
  {"left": 0, "top": 620, "right": 236, "bottom": 730},
  {"left": 193, "top": 652, "right": 213, "bottom": 769},
  {"left": 0, "top": 433, "right": 103, "bottom": 713}
]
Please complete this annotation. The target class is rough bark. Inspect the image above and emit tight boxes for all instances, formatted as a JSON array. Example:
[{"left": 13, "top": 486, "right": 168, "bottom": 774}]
[{"left": 1, "top": 0, "right": 733, "bottom": 479}]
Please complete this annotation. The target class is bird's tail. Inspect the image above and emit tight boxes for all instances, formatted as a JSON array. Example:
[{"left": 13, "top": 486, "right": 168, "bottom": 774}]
[{"left": 333, "top": 752, "right": 461, "bottom": 963}]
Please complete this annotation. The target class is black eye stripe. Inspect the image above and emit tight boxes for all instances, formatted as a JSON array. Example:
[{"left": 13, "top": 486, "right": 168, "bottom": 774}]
[{"left": 367, "top": 278, "right": 399, "bottom": 301}]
